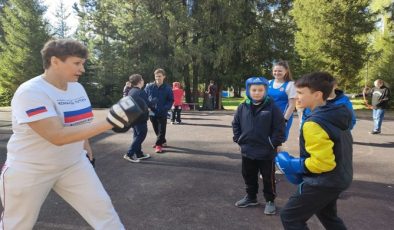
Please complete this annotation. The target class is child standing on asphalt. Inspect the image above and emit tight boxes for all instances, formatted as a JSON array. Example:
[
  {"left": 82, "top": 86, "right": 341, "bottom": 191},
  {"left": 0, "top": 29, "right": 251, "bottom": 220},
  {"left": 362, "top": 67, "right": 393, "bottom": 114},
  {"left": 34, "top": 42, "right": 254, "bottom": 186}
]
[
  {"left": 276, "top": 72, "right": 353, "bottom": 229},
  {"left": 124, "top": 74, "right": 151, "bottom": 163},
  {"left": 171, "top": 82, "right": 184, "bottom": 124},
  {"left": 232, "top": 76, "right": 286, "bottom": 215}
]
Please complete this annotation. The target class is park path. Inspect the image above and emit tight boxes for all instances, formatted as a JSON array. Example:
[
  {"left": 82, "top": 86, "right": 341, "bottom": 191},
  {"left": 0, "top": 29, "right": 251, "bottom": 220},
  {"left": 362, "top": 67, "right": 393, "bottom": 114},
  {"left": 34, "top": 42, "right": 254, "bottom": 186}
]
[{"left": 0, "top": 109, "right": 393, "bottom": 229}]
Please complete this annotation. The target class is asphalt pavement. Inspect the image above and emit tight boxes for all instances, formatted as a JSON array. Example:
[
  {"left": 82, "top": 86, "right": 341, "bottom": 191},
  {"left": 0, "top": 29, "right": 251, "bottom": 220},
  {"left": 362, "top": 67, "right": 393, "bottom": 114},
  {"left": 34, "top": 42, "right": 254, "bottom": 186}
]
[{"left": 0, "top": 109, "right": 393, "bottom": 230}]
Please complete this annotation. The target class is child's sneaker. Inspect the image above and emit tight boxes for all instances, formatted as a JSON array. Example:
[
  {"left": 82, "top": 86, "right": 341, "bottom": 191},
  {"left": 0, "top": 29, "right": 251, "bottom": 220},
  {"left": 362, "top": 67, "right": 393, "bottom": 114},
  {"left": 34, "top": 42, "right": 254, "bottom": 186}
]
[
  {"left": 153, "top": 142, "right": 167, "bottom": 148},
  {"left": 123, "top": 154, "right": 140, "bottom": 163},
  {"left": 235, "top": 195, "right": 258, "bottom": 208},
  {"left": 264, "top": 201, "right": 276, "bottom": 215},
  {"left": 155, "top": 145, "right": 163, "bottom": 153},
  {"left": 137, "top": 153, "right": 151, "bottom": 160}
]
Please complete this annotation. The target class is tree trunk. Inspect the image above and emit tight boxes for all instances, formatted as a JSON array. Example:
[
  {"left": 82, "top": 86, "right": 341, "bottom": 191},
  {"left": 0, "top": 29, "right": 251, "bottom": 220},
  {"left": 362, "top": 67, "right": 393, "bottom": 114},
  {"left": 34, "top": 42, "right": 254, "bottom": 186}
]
[
  {"left": 183, "top": 64, "right": 192, "bottom": 103},
  {"left": 192, "top": 60, "right": 199, "bottom": 103}
]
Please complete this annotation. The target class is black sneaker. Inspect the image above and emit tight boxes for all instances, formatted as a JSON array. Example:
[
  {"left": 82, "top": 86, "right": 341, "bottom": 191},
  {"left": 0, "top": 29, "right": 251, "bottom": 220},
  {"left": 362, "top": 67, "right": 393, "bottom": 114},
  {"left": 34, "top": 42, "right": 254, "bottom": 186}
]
[
  {"left": 235, "top": 195, "right": 258, "bottom": 208},
  {"left": 369, "top": 130, "right": 381, "bottom": 134},
  {"left": 137, "top": 153, "right": 151, "bottom": 160},
  {"left": 123, "top": 154, "right": 140, "bottom": 163}
]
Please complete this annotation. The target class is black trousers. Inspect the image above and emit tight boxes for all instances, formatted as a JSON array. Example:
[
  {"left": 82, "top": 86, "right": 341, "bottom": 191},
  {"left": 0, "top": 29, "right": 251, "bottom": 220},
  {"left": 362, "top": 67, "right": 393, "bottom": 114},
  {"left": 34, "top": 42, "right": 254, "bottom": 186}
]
[
  {"left": 280, "top": 183, "right": 347, "bottom": 230},
  {"left": 171, "top": 106, "right": 182, "bottom": 123},
  {"left": 149, "top": 116, "right": 167, "bottom": 146},
  {"left": 241, "top": 156, "right": 276, "bottom": 202}
]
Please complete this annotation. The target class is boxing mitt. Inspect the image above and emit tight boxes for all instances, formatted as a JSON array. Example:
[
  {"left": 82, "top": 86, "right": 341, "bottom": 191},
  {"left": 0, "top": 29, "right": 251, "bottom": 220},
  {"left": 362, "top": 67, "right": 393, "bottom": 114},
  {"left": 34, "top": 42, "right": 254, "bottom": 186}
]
[{"left": 107, "top": 95, "right": 148, "bottom": 130}]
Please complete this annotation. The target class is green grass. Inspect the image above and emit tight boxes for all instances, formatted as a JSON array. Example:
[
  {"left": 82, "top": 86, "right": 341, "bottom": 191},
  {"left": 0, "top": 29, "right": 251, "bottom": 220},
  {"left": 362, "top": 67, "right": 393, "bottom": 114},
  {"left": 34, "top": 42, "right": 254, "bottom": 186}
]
[
  {"left": 350, "top": 98, "right": 368, "bottom": 110},
  {"left": 222, "top": 97, "right": 244, "bottom": 110}
]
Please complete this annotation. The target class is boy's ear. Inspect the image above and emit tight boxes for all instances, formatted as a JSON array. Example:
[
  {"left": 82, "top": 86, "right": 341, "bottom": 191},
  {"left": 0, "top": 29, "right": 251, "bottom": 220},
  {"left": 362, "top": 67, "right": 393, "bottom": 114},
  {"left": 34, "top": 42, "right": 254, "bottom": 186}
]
[{"left": 313, "top": 91, "right": 324, "bottom": 100}]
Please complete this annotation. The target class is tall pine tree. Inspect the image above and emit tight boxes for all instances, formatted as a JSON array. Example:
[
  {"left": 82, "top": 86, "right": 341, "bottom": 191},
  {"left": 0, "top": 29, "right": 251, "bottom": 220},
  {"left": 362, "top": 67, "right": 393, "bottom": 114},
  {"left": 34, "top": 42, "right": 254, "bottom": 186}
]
[
  {"left": 52, "top": 0, "right": 71, "bottom": 38},
  {"left": 0, "top": 0, "right": 50, "bottom": 98},
  {"left": 292, "top": 0, "right": 375, "bottom": 88}
]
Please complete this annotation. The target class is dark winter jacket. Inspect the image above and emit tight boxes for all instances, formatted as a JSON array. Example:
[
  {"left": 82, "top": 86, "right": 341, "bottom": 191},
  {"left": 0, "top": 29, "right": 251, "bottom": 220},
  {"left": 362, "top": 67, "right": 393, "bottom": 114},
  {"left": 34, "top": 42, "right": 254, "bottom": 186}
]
[
  {"left": 232, "top": 97, "right": 286, "bottom": 160},
  {"left": 128, "top": 87, "right": 149, "bottom": 123},
  {"left": 300, "top": 104, "right": 353, "bottom": 190},
  {"left": 303, "top": 89, "right": 356, "bottom": 129},
  {"left": 144, "top": 82, "right": 174, "bottom": 118}
]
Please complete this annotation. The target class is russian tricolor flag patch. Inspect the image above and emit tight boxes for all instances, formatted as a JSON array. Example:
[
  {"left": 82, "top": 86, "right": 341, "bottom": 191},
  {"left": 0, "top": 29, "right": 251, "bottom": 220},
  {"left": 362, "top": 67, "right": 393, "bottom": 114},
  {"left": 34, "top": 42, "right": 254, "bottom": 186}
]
[
  {"left": 26, "top": 106, "right": 48, "bottom": 117},
  {"left": 64, "top": 106, "right": 93, "bottom": 123}
]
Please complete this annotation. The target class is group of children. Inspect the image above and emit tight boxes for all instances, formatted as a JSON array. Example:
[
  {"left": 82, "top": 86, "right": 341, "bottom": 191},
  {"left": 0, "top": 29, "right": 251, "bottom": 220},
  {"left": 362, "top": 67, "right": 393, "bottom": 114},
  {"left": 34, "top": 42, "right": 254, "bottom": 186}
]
[
  {"left": 232, "top": 61, "right": 355, "bottom": 229},
  {"left": 0, "top": 37, "right": 388, "bottom": 229},
  {"left": 123, "top": 71, "right": 184, "bottom": 161},
  {"left": 123, "top": 60, "right": 354, "bottom": 229}
]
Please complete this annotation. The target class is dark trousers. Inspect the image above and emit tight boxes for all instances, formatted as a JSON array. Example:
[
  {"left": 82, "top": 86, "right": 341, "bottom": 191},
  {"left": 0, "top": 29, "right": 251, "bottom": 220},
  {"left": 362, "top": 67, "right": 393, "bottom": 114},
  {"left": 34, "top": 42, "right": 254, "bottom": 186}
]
[
  {"left": 149, "top": 116, "right": 167, "bottom": 146},
  {"left": 171, "top": 106, "right": 182, "bottom": 123},
  {"left": 208, "top": 95, "right": 215, "bottom": 110},
  {"left": 241, "top": 156, "right": 276, "bottom": 202},
  {"left": 127, "top": 122, "right": 148, "bottom": 157},
  {"left": 280, "top": 183, "right": 347, "bottom": 230}
]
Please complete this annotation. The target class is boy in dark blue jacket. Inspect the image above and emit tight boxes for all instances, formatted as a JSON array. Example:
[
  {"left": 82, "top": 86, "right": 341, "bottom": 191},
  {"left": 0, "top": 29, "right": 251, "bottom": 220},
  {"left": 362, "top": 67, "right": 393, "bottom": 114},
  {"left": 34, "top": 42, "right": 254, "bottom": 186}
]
[
  {"left": 276, "top": 72, "right": 353, "bottom": 230},
  {"left": 232, "top": 77, "right": 286, "bottom": 215},
  {"left": 144, "top": 68, "right": 174, "bottom": 153},
  {"left": 124, "top": 74, "right": 151, "bottom": 163}
]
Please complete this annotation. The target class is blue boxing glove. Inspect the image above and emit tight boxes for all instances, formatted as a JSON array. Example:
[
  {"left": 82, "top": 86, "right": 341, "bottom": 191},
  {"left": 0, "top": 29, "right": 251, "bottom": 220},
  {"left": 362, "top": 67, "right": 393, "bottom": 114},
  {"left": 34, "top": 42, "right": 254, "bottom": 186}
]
[{"left": 275, "top": 151, "right": 305, "bottom": 185}]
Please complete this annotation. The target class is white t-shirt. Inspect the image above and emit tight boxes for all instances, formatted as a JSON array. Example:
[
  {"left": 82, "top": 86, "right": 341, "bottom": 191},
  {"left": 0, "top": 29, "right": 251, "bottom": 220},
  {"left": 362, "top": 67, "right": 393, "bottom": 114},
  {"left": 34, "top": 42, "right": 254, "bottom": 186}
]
[
  {"left": 269, "top": 80, "right": 297, "bottom": 99},
  {"left": 6, "top": 75, "right": 94, "bottom": 171}
]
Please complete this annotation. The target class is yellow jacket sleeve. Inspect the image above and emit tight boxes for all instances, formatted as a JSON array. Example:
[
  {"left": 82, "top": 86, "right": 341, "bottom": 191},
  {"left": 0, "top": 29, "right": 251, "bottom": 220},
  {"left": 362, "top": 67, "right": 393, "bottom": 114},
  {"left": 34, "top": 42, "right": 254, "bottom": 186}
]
[{"left": 303, "top": 121, "right": 336, "bottom": 173}]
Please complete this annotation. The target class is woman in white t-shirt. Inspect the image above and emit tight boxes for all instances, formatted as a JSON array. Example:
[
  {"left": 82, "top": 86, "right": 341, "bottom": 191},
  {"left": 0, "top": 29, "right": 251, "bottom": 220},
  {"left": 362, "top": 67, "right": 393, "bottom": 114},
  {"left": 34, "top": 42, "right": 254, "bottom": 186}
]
[
  {"left": 267, "top": 60, "right": 296, "bottom": 141},
  {"left": 0, "top": 39, "right": 146, "bottom": 230}
]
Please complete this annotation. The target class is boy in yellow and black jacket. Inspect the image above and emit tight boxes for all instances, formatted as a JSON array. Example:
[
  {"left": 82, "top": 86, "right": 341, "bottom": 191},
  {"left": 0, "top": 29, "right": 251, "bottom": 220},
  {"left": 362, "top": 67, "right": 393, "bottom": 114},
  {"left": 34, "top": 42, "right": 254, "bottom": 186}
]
[{"left": 276, "top": 72, "right": 353, "bottom": 230}]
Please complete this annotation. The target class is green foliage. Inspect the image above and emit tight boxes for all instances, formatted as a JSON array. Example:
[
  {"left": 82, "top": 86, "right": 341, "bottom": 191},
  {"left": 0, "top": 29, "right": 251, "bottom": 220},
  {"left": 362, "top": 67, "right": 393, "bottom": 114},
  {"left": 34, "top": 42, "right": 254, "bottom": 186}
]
[
  {"left": 362, "top": 0, "right": 394, "bottom": 92},
  {"left": 292, "top": 0, "right": 375, "bottom": 89},
  {"left": 1, "top": 0, "right": 388, "bottom": 107},
  {"left": 0, "top": 0, "right": 50, "bottom": 94}
]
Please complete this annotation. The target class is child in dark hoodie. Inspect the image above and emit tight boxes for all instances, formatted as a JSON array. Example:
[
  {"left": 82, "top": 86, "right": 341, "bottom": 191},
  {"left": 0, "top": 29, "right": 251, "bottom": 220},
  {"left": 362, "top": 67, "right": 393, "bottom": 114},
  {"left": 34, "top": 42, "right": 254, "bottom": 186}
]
[
  {"left": 277, "top": 72, "right": 353, "bottom": 230},
  {"left": 123, "top": 74, "right": 151, "bottom": 163},
  {"left": 232, "top": 76, "right": 286, "bottom": 215}
]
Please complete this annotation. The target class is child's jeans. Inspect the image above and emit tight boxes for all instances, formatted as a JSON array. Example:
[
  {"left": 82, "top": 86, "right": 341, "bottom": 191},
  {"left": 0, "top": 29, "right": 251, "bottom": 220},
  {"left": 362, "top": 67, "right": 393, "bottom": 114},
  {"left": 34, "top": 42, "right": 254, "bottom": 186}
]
[{"left": 128, "top": 122, "right": 148, "bottom": 156}]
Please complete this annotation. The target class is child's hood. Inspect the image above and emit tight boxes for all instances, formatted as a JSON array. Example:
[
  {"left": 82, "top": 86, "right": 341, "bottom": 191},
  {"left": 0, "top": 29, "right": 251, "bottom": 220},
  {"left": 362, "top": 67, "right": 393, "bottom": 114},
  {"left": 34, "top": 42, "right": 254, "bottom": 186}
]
[{"left": 310, "top": 104, "right": 352, "bottom": 131}]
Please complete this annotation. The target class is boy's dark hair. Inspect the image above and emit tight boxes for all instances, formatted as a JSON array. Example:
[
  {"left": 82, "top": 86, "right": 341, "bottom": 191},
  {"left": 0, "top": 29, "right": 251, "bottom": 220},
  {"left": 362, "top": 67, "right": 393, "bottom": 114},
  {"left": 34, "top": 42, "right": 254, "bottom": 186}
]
[
  {"left": 154, "top": 68, "right": 166, "bottom": 76},
  {"left": 273, "top": 60, "right": 293, "bottom": 81},
  {"left": 41, "top": 39, "right": 88, "bottom": 69},
  {"left": 129, "top": 74, "right": 143, "bottom": 86},
  {"left": 295, "top": 72, "right": 335, "bottom": 101}
]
